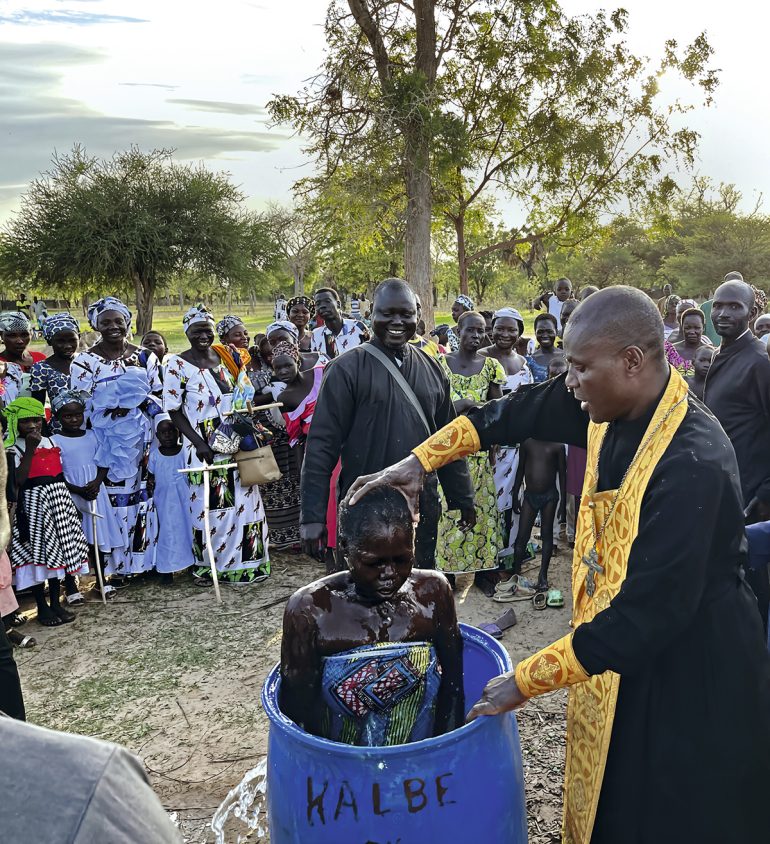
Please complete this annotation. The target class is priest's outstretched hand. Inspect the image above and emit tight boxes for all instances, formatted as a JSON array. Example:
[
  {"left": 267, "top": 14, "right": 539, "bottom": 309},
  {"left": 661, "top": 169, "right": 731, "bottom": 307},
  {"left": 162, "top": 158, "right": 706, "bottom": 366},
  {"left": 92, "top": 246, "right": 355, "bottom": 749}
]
[
  {"left": 466, "top": 672, "right": 527, "bottom": 722},
  {"left": 346, "top": 453, "right": 426, "bottom": 522}
]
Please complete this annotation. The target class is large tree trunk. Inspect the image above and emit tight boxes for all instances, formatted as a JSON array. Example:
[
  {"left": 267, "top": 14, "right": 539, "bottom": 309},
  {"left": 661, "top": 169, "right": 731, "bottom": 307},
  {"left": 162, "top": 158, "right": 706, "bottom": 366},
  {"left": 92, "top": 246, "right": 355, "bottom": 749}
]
[
  {"left": 453, "top": 212, "right": 470, "bottom": 296},
  {"left": 133, "top": 271, "right": 155, "bottom": 336},
  {"left": 404, "top": 132, "right": 434, "bottom": 327}
]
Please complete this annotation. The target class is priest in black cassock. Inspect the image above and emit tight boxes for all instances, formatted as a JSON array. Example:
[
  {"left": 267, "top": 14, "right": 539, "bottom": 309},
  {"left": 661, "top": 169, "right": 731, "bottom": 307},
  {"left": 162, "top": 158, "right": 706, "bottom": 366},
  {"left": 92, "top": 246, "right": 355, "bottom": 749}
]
[
  {"left": 347, "top": 286, "right": 770, "bottom": 844},
  {"left": 300, "top": 278, "right": 475, "bottom": 568}
]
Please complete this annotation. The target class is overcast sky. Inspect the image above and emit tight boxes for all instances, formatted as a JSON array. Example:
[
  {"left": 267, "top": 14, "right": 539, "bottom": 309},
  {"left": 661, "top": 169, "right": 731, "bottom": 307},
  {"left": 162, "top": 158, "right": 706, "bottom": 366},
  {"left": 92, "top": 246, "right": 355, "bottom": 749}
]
[{"left": 1, "top": 0, "right": 767, "bottom": 225}]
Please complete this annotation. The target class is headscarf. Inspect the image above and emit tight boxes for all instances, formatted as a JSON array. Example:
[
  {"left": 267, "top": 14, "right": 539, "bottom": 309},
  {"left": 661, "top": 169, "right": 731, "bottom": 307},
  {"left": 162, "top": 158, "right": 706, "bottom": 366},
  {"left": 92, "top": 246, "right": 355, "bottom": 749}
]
[
  {"left": 286, "top": 295, "right": 315, "bottom": 318},
  {"left": 265, "top": 320, "right": 299, "bottom": 341},
  {"left": 153, "top": 411, "right": 172, "bottom": 433},
  {"left": 454, "top": 294, "right": 475, "bottom": 311},
  {"left": 492, "top": 307, "right": 525, "bottom": 335},
  {"left": 183, "top": 303, "right": 215, "bottom": 333},
  {"left": 51, "top": 389, "right": 86, "bottom": 416},
  {"left": 0, "top": 312, "right": 31, "bottom": 334},
  {"left": 216, "top": 314, "right": 245, "bottom": 341},
  {"left": 3, "top": 397, "right": 44, "bottom": 447},
  {"left": 42, "top": 312, "right": 80, "bottom": 343},
  {"left": 271, "top": 340, "right": 301, "bottom": 367},
  {"left": 87, "top": 297, "right": 132, "bottom": 331}
]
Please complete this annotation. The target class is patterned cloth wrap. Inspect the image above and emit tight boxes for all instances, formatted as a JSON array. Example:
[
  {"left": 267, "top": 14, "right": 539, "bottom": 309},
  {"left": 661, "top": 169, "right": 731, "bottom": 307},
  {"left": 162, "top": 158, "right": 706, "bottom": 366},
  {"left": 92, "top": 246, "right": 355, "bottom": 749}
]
[
  {"left": 88, "top": 366, "right": 151, "bottom": 480},
  {"left": 42, "top": 312, "right": 80, "bottom": 342},
  {"left": 87, "top": 297, "right": 131, "bottom": 331},
  {"left": 320, "top": 641, "right": 441, "bottom": 747}
]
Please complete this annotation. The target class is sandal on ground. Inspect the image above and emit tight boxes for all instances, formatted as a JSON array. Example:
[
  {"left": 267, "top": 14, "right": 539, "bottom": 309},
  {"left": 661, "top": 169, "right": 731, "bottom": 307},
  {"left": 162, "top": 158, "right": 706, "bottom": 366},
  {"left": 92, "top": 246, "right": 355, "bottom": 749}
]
[
  {"left": 8, "top": 612, "right": 27, "bottom": 627},
  {"left": 193, "top": 575, "right": 213, "bottom": 587},
  {"left": 65, "top": 592, "right": 85, "bottom": 606},
  {"left": 8, "top": 629, "right": 36, "bottom": 648},
  {"left": 95, "top": 584, "right": 117, "bottom": 599},
  {"left": 533, "top": 591, "right": 547, "bottom": 611},
  {"left": 547, "top": 588, "right": 564, "bottom": 608},
  {"left": 493, "top": 574, "right": 537, "bottom": 603},
  {"left": 477, "top": 608, "right": 518, "bottom": 639}
]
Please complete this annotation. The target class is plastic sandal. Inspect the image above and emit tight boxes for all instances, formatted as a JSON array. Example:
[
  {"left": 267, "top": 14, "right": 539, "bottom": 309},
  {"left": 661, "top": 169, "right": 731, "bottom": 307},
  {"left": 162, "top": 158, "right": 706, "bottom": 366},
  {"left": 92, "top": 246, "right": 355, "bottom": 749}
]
[
  {"left": 478, "top": 608, "right": 518, "bottom": 638},
  {"left": 533, "top": 592, "right": 547, "bottom": 611},
  {"left": 66, "top": 592, "right": 85, "bottom": 605},
  {"left": 547, "top": 588, "right": 564, "bottom": 608},
  {"left": 8, "top": 629, "right": 36, "bottom": 648}
]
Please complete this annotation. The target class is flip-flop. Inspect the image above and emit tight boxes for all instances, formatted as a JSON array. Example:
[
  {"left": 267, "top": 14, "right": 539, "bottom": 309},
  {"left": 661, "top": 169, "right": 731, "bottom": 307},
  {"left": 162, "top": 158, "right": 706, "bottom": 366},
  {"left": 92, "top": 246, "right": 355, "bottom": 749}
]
[
  {"left": 533, "top": 592, "right": 547, "bottom": 610},
  {"left": 493, "top": 575, "right": 537, "bottom": 602},
  {"left": 66, "top": 592, "right": 84, "bottom": 606},
  {"left": 8, "top": 629, "right": 36, "bottom": 648},
  {"left": 8, "top": 613, "right": 27, "bottom": 627},
  {"left": 547, "top": 588, "right": 564, "bottom": 608},
  {"left": 477, "top": 608, "right": 518, "bottom": 638}
]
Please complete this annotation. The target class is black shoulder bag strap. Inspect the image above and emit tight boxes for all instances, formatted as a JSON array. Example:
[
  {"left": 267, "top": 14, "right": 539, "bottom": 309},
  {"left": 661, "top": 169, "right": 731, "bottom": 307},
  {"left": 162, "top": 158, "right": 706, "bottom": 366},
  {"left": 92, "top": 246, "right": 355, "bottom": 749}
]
[{"left": 361, "top": 343, "right": 432, "bottom": 435}]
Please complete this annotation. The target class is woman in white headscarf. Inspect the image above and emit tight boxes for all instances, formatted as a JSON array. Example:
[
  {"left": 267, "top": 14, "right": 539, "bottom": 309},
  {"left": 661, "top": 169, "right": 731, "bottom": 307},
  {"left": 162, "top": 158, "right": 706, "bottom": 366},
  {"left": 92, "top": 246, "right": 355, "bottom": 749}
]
[
  {"left": 446, "top": 294, "right": 475, "bottom": 351},
  {"left": 162, "top": 305, "right": 270, "bottom": 585},
  {"left": 69, "top": 297, "right": 162, "bottom": 580}
]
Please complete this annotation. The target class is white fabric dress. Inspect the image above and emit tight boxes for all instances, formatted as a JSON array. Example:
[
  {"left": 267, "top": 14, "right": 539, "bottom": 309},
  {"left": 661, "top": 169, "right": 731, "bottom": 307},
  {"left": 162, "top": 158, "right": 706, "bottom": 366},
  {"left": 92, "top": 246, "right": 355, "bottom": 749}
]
[
  {"left": 162, "top": 354, "right": 270, "bottom": 580},
  {"left": 52, "top": 431, "right": 127, "bottom": 554}
]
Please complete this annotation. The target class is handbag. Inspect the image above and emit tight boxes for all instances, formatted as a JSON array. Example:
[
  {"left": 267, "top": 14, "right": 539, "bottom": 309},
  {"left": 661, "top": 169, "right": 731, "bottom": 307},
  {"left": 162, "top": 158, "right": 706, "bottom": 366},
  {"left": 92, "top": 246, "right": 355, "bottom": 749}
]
[{"left": 235, "top": 446, "right": 282, "bottom": 486}]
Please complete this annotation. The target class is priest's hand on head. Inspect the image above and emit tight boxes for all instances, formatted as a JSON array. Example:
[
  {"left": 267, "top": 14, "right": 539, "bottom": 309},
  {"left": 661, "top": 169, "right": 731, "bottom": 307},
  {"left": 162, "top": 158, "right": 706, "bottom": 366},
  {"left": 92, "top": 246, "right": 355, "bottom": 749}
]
[
  {"left": 345, "top": 454, "right": 425, "bottom": 523},
  {"left": 465, "top": 672, "right": 527, "bottom": 723}
]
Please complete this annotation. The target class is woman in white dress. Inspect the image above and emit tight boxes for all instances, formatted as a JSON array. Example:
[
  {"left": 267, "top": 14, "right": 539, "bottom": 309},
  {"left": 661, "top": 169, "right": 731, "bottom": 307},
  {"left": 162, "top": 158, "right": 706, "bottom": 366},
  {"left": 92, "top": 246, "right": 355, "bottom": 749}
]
[
  {"left": 69, "top": 297, "right": 161, "bottom": 579},
  {"left": 162, "top": 305, "right": 270, "bottom": 585}
]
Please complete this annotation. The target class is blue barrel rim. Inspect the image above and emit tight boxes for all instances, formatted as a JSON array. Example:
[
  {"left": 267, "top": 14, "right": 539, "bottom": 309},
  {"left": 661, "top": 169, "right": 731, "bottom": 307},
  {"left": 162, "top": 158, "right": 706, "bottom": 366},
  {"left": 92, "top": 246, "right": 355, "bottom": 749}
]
[{"left": 261, "top": 622, "right": 513, "bottom": 757}]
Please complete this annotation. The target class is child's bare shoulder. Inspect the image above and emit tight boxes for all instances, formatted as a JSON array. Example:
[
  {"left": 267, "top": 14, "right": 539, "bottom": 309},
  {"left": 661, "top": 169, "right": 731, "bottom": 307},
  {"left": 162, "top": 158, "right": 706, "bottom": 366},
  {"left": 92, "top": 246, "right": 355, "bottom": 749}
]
[
  {"left": 284, "top": 571, "right": 349, "bottom": 617},
  {"left": 410, "top": 569, "right": 453, "bottom": 602}
]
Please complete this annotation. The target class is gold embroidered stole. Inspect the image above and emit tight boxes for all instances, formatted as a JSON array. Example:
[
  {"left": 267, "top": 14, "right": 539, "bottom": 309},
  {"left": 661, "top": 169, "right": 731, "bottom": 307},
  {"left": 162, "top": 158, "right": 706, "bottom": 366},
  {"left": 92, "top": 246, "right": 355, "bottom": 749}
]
[{"left": 562, "top": 367, "right": 689, "bottom": 844}]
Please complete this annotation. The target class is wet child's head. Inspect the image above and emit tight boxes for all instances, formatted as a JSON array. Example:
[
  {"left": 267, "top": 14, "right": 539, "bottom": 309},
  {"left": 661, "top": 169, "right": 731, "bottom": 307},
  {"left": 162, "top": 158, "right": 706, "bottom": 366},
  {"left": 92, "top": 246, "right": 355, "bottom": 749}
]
[
  {"left": 693, "top": 346, "right": 715, "bottom": 380},
  {"left": 338, "top": 487, "right": 415, "bottom": 602}
]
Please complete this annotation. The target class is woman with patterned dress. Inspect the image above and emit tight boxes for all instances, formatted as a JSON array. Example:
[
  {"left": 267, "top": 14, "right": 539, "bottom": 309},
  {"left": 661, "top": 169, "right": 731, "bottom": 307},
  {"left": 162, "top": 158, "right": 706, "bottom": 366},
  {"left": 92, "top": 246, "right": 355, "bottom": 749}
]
[
  {"left": 525, "top": 312, "right": 566, "bottom": 384},
  {"left": 69, "top": 297, "right": 161, "bottom": 579},
  {"left": 436, "top": 312, "right": 506, "bottom": 574},
  {"left": 269, "top": 341, "right": 339, "bottom": 556},
  {"left": 287, "top": 295, "right": 314, "bottom": 352},
  {"left": 0, "top": 312, "right": 46, "bottom": 397},
  {"left": 445, "top": 294, "right": 474, "bottom": 352},
  {"left": 30, "top": 313, "right": 81, "bottom": 434},
  {"left": 163, "top": 305, "right": 270, "bottom": 585},
  {"left": 480, "top": 308, "right": 533, "bottom": 554}
]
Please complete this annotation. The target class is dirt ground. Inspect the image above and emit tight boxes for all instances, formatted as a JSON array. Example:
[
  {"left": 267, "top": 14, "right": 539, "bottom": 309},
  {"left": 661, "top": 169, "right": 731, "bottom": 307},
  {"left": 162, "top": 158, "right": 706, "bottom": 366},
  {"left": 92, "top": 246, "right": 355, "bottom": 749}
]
[{"left": 15, "top": 546, "right": 572, "bottom": 843}]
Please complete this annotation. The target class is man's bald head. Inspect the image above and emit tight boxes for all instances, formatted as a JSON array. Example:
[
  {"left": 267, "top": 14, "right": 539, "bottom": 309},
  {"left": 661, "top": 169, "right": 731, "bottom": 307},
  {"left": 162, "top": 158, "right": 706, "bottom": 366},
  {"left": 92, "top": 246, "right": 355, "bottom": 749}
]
[
  {"left": 724, "top": 270, "right": 744, "bottom": 282},
  {"left": 563, "top": 287, "right": 670, "bottom": 424},
  {"left": 373, "top": 278, "right": 416, "bottom": 305},
  {"left": 712, "top": 280, "right": 755, "bottom": 341},
  {"left": 565, "top": 286, "right": 665, "bottom": 365}
]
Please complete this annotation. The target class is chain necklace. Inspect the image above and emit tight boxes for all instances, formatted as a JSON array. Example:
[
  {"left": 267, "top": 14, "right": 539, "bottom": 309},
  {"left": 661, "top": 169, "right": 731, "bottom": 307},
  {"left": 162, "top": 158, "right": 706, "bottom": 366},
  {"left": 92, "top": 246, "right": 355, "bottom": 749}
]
[{"left": 581, "top": 395, "right": 687, "bottom": 598}]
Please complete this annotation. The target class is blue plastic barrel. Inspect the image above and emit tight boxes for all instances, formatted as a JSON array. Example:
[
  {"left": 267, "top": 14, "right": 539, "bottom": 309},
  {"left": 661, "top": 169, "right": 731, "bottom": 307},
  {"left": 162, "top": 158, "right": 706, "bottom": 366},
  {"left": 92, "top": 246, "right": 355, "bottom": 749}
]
[{"left": 261, "top": 623, "right": 528, "bottom": 843}]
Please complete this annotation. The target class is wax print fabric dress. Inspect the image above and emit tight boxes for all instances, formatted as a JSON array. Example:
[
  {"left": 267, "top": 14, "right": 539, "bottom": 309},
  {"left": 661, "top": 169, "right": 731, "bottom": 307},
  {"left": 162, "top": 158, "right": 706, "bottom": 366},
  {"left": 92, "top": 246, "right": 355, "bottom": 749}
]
[
  {"left": 321, "top": 641, "right": 442, "bottom": 747},
  {"left": 162, "top": 355, "right": 270, "bottom": 582},
  {"left": 30, "top": 360, "right": 69, "bottom": 433},
  {"left": 493, "top": 365, "right": 533, "bottom": 549},
  {"left": 435, "top": 355, "right": 506, "bottom": 572},
  {"left": 69, "top": 350, "right": 161, "bottom": 575},
  {"left": 52, "top": 430, "right": 126, "bottom": 554}
]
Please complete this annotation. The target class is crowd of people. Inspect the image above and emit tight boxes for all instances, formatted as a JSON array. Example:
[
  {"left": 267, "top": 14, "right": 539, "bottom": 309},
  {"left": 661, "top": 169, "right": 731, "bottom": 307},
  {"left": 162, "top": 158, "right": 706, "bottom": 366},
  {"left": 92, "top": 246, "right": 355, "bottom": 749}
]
[{"left": 0, "top": 273, "right": 769, "bottom": 650}]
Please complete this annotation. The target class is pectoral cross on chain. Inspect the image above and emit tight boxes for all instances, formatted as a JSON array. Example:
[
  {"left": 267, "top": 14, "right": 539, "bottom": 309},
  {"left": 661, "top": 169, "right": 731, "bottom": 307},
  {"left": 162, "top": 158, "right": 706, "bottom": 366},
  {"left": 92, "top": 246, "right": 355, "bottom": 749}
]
[{"left": 581, "top": 547, "right": 604, "bottom": 598}]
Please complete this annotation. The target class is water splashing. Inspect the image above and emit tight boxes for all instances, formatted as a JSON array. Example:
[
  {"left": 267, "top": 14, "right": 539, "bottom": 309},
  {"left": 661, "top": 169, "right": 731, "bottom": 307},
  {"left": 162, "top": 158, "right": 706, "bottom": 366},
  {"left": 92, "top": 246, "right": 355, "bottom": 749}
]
[{"left": 211, "top": 758, "right": 269, "bottom": 844}]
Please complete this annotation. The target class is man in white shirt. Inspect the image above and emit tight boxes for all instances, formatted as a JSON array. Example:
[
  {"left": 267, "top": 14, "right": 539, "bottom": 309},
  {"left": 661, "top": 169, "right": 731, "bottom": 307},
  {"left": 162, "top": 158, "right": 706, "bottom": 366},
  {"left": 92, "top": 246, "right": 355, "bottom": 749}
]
[{"left": 311, "top": 287, "right": 370, "bottom": 358}]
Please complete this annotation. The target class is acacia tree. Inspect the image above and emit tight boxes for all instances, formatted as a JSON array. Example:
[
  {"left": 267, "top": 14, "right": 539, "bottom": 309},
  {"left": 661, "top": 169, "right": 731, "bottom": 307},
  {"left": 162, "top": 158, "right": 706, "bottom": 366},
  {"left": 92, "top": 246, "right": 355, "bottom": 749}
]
[
  {"left": 0, "top": 146, "right": 255, "bottom": 334},
  {"left": 262, "top": 203, "right": 330, "bottom": 295},
  {"left": 269, "top": 0, "right": 718, "bottom": 314}
]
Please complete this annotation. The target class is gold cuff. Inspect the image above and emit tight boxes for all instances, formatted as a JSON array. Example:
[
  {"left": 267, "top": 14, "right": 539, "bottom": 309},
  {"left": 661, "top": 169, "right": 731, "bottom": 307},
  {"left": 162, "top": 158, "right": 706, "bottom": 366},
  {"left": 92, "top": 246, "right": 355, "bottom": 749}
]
[
  {"left": 514, "top": 634, "right": 589, "bottom": 699},
  {"left": 412, "top": 416, "right": 481, "bottom": 472}
]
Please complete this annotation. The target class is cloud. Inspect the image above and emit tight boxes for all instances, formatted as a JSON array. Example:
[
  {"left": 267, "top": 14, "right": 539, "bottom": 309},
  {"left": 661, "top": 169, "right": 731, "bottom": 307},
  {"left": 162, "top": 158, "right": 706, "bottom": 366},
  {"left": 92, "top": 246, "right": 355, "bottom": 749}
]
[
  {"left": 166, "top": 98, "right": 265, "bottom": 116},
  {"left": 0, "top": 42, "right": 287, "bottom": 209},
  {"left": 120, "top": 82, "right": 179, "bottom": 91},
  {"left": 0, "top": 9, "right": 147, "bottom": 25}
]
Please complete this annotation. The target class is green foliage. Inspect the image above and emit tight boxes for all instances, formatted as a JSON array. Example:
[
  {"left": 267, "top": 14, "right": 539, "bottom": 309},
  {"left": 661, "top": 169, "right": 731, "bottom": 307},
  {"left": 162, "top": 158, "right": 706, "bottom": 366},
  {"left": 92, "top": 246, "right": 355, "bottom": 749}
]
[
  {"left": 0, "top": 146, "right": 275, "bottom": 333},
  {"left": 269, "top": 0, "right": 719, "bottom": 305}
]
